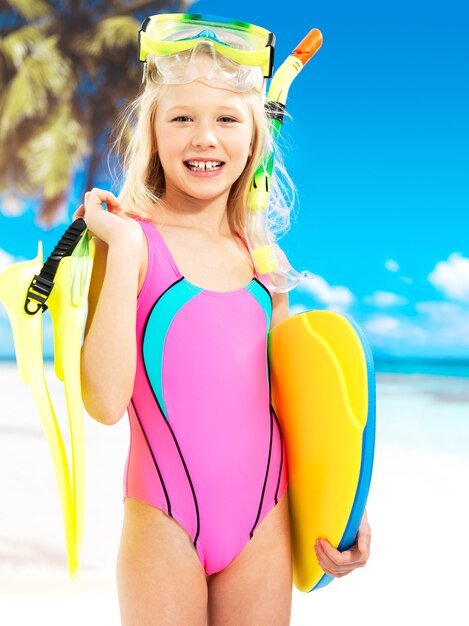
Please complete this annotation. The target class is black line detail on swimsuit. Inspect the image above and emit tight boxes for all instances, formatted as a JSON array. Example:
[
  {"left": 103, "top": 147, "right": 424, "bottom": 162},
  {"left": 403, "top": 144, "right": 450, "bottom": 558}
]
[
  {"left": 249, "top": 398, "right": 274, "bottom": 538},
  {"left": 140, "top": 277, "right": 201, "bottom": 548},
  {"left": 130, "top": 398, "right": 172, "bottom": 513},
  {"left": 252, "top": 276, "right": 274, "bottom": 306},
  {"left": 265, "top": 329, "right": 284, "bottom": 504},
  {"left": 247, "top": 281, "right": 275, "bottom": 536},
  {"left": 270, "top": 404, "right": 284, "bottom": 504}
]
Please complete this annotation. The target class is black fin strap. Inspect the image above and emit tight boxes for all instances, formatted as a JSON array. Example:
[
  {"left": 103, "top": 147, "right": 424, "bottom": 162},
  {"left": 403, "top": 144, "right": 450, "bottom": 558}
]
[{"left": 24, "top": 218, "right": 87, "bottom": 315}]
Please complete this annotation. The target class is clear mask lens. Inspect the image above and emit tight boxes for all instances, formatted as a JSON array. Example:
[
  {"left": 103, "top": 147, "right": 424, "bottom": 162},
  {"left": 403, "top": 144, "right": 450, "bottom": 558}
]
[{"left": 147, "top": 39, "right": 264, "bottom": 92}]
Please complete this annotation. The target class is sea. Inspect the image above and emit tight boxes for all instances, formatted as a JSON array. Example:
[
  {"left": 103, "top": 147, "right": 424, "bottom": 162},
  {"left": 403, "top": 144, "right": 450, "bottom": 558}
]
[
  {"left": 371, "top": 359, "right": 469, "bottom": 458},
  {"left": 0, "top": 357, "right": 467, "bottom": 460}
]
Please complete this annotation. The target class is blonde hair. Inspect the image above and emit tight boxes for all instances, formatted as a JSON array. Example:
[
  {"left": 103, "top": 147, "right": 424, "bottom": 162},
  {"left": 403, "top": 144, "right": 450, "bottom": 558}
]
[{"left": 109, "top": 73, "right": 296, "bottom": 241}]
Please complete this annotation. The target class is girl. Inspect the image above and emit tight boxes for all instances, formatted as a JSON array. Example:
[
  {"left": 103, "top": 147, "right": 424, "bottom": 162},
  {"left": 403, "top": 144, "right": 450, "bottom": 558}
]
[{"left": 76, "top": 14, "right": 371, "bottom": 626}]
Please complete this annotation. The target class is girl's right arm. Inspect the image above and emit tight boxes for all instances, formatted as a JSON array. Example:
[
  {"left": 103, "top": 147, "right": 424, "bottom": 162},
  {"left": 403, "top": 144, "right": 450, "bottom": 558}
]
[
  {"left": 80, "top": 236, "right": 141, "bottom": 425},
  {"left": 75, "top": 188, "right": 144, "bottom": 425}
]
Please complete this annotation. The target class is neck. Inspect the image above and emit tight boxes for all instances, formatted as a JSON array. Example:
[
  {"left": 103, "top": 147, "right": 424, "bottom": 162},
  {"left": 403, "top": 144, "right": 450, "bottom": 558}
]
[{"left": 157, "top": 187, "right": 232, "bottom": 237}]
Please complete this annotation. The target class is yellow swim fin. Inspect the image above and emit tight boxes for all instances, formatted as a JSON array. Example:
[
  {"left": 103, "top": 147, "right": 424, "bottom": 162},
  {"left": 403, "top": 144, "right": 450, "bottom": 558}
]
[
  {"left": 48, "top": 231, "right": 95, "bottom": 556},
  {"left": 0, "top": 242, "right": 77, "bottom": 573},
  {"left": 0, "top": 219, "right": 95, "bottom": 576}
]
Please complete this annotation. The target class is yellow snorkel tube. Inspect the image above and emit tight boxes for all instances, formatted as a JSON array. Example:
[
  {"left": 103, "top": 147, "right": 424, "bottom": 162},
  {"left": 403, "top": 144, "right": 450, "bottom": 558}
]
[{"left": 245, "top": 29, "right": 323, "bottom": 292}]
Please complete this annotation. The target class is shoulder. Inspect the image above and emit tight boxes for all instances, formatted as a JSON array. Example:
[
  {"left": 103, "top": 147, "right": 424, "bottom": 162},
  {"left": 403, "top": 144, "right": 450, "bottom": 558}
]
[
  {"left": 128, "top": 218, "right": 148, "bottom": 295},
  {"left": 97, "top": 216, "right": 147, "bottom": 280},
  {"left": 269, "top": 290, "right": 289, "bottom": 331},
  {"left": 85, "top": 219, "right": 147, "bottom": 330}
]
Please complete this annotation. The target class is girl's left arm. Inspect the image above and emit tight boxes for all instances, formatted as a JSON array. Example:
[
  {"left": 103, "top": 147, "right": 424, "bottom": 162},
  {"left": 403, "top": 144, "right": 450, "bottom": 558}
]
[
  {"left": 270, "top": 291, "right": 290, "bottom": 330},
  {"left": 315, "top": 509, "right": 371, "bottom": 578},
  {"left": 269, "top": 290, "right": 372, "bottom": 578}
]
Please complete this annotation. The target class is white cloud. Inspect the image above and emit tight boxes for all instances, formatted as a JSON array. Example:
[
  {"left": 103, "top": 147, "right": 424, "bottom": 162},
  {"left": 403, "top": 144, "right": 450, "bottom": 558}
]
[
  {"left": 415, "top": 300, "right": 469, "bottom": 348},
  {"left": 385, "top": 259, "right": 399, "bottom": 272},
  {"left": 289, "top": 303, "right": 308, "bottom": 316},
  {"left": 1, "top": 195, "right": 24, "bottom": 217},
  {"left": 364, "top": 290, "right": 408, "bottom": 307},
  {"left": 364, "top": 314, "right": 427, "bottom": 343},
  {"left": 416, "top": 300, "right": 469, "bottom": 334},
  {"left": 428, "top": 253, "right": 469, "bottom": 302},
  {"left": 415, "top": 300, "right": 463, "bottom": 321},
  {"left": 0, "top": 248, "right": 14, "bottom": 273},
  {"left": 296, "top": 274, "right": 354, "bottom": 309},
  {"left": 365, "top": 315, "right": 400, "bottom": 335}
]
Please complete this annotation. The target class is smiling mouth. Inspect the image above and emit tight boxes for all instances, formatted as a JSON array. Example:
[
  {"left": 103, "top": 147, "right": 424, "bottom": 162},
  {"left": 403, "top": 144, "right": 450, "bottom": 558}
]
[{"left": 184, "top": 160, "right": 225, "bottom": 171}]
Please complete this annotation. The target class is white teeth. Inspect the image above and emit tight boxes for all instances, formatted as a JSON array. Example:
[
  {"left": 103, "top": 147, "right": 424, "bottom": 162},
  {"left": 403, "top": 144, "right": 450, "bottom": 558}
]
[{"left": 186, "top": 160, "right": 223, "bottom": 170}]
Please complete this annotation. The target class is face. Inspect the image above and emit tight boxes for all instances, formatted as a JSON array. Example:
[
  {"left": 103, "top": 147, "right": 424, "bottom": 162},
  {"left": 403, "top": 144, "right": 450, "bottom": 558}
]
[{"left": 154, "top": 80, "right": 254, "bottom": 204}]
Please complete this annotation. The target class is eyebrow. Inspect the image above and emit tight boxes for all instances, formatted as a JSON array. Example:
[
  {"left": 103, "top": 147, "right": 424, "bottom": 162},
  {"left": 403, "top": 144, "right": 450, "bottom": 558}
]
[{"left": 166, "top": 105, "right": 244, "bottom": 114}]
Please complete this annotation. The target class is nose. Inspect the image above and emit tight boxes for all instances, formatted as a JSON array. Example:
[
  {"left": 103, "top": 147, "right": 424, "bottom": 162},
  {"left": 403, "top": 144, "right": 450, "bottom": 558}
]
[{"left": 191, "top": 120, "right": 218, "bottom": 149}]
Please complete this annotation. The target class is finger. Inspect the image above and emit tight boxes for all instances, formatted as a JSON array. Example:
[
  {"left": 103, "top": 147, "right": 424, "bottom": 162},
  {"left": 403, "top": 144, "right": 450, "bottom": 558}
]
[
  {"left": 89, "top": 187, "right": 121, "bottom": 208},
  {"left": 314, "top": 547, "right": 346, "bottom": 578},
  {"left": 316, "top": 540, "right": 348, "bottom": 566},
  {"left": 72, "top": 204, "right": 85, "bottom": 221},
  {"left": 316, "top": 540, "right": 363, "bottom": 569},
  {"left": 315, "top": 544, "right": 360, "bottom": 577},
  {"left": 321, "top": 560, "right": 366, "bottom": 577},
  {"left": 84, "top": 189, "right": 122, "bottom": 216},
  {"left": 315, "top": 541, "right": 341, "bottom": 573}
]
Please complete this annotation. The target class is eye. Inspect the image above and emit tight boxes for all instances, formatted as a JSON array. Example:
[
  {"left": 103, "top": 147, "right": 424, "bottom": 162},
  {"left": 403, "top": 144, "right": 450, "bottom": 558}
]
[
  {"left": 172, "top": 115, "right": 192, "bottom": 122},
  {"left": 218, "top": 116, "right": 237, "bottom": 123}
]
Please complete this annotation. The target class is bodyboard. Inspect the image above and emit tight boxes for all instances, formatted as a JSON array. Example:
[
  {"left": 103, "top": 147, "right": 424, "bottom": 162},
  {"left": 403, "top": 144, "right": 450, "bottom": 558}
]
[{"left": 268, "top": 310, "right": 376, "bottom": 592}]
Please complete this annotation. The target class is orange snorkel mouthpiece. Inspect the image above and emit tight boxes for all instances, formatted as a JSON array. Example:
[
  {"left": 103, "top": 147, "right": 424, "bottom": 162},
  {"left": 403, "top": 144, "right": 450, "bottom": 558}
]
[{"left": 292, "top": 28, "right": 323, "bottom": 66}]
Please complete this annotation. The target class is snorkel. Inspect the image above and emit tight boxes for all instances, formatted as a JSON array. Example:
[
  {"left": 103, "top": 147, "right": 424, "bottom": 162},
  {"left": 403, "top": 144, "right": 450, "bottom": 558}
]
[{"left": 245, "top": 29, "right": 323, "bottom": 292}]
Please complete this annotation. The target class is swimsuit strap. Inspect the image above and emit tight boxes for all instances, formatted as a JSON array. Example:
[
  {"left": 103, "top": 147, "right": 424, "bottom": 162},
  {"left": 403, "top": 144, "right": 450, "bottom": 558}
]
[{"left": 235, "top": 229, "right": 260, "bottom": 279}]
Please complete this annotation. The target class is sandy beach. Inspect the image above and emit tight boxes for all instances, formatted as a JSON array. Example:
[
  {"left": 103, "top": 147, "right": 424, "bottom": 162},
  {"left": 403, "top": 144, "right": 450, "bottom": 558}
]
[{"left": 1, "top": 363, "right": 468, "bottom": 625}]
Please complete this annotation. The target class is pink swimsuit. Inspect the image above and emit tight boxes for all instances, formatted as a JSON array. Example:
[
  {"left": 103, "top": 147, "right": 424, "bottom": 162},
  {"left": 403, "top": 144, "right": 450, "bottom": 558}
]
[{"left": 124, "top": 219, "right": 288, "bottom": 575}]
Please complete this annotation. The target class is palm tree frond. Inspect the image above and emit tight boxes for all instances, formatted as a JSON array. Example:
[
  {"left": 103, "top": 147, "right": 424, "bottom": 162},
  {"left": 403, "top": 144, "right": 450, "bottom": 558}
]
[
  {"left": 0, "top": 142, "right": 8, "bottom": 191},
  {"left": 0, "top": 35, "right": 74, "bottom": 139},
  {"left": 5, "top": 0, "right": 53, "bottom": 20},
  {"left": 73, "top": 16, "right": 140, "bottom": 58},
  {"left": 109, "top": 0, "right": 186, "bottom": 17},
  {"left": 18, "top": 103, "right": 89, "bottom": 199},
  {"left": 2, "top": 0, "right": 190, "bottom": 225},
  {"left": 37, "top": 192, "right": 68, "bottom": 227},
  {"left": 0, "top": 22, "right": 50, "bottom": 69}
]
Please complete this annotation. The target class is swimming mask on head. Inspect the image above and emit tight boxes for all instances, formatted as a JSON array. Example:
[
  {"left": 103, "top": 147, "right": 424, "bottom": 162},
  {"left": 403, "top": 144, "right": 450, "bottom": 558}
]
[{"left": 138, "top": 13, "right": 275, "bottom": 92}]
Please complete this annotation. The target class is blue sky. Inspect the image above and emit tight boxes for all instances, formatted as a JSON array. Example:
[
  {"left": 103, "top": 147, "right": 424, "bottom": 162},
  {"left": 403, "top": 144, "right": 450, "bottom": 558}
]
[{"left": 1, "top": 0, "right": 468, "bottom": 359}]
